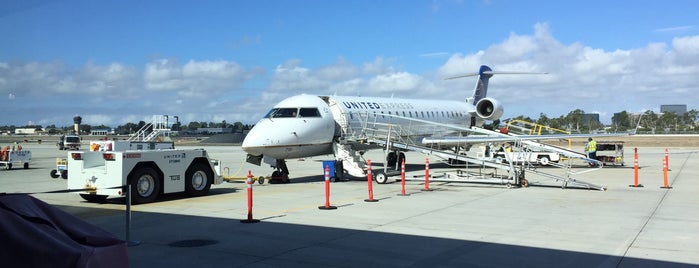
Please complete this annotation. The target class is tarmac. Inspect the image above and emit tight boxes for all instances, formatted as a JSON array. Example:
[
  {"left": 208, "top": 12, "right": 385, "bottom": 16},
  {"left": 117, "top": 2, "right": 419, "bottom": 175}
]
[{"left": 1, "top": 142, "right": 698, "bottom": 267}]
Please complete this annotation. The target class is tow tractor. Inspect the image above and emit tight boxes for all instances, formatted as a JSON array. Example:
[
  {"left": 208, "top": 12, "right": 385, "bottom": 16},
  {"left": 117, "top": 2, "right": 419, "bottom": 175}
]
[
  {"left": 49, "top": 158, "right": 68, "bottom": 179},
  {"left": 0, "top": 145, "right": 31, "bottom": 170},
  {"left": 66, "top": 115, "right": 223, "bottom": 204}
]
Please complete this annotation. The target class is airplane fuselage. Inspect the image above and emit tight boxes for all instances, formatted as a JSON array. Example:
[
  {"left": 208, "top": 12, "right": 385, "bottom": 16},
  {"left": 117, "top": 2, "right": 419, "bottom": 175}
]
[
  {"left": 242, "top": 65, "right": 508, "bottom": 175},
  {"left": 242, "top": 94, "right": 482, "bottom": 160}
]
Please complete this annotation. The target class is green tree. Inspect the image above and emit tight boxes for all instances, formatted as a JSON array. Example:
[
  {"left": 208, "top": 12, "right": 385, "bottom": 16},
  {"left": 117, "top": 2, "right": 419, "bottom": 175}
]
[
  {"left": 683, "top": 109, "right": 698, "bottom": 130},
  {"left": 658, "top": 112, "right": 678, "bottom": 131},
  {"left": 641, "top": 110, "right": 657, "bottom": 133},
  {"left": 536, "top": 113, "right": 550, "bottom": 127},
  {"left": 117, "top": 122, "right": 140, "bottom": 134},
  {"left": 232, "top": 122, "right": 244, "bottom": 131},
  {"left": 188, "top": 121, "right": 201, "bottom": 130},
  {"left": 611, "top": 111, "right": 631, "bottom": 131},
  {"left": 565, "top": 109, "right": 585, "bottom": 131}
]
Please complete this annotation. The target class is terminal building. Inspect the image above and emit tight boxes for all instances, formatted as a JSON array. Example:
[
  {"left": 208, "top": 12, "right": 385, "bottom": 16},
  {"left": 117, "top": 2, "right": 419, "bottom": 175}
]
[
  {"left": 582, "top": 113, "right": 600, "bottom": 125},
  {"left": 660, "top": 104, "right": 687, "bottom": 115}
]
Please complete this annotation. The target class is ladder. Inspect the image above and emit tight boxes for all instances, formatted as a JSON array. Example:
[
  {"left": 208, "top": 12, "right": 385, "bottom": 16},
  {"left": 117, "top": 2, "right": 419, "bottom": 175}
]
[
  {"left": 343, "top": 112, "right": 606, "bottom": 190},
  {"left": 127, "top": 115, "right": 172, "bottom": 142}
]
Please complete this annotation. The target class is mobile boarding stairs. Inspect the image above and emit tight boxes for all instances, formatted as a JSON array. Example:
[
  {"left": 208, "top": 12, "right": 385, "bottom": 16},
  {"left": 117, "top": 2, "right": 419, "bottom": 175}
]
[{"left": 335, "top": 112, "right": 606, "bottom": 190}]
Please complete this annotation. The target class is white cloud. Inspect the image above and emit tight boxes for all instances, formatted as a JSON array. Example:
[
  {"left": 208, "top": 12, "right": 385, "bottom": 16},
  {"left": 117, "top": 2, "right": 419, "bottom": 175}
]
[
  {"left": 3, "top": 22, "right": 699, "bottom": 127},
  {"left": 362, "top": 57, "right": 395, "bottom": 75},
  {"left": 368, "top": 72, "right": 425, "bottom": 93}
]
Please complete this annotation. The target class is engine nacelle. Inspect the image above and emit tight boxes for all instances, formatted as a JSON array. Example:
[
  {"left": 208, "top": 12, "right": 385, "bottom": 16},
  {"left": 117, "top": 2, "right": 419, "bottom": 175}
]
[{"left": 475, "top": 98, "right": 504, "bottom": 121}]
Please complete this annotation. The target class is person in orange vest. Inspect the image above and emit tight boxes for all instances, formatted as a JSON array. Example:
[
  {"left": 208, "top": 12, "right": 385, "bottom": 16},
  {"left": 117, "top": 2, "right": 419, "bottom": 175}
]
[{"left": 0, "top": 146, "right": 8, "bottom": 161}]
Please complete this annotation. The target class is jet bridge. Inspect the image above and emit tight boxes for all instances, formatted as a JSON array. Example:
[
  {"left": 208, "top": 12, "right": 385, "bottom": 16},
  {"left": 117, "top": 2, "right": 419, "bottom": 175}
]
[{"left": 339, "top": 112, "right": 606, "bottom": 190}]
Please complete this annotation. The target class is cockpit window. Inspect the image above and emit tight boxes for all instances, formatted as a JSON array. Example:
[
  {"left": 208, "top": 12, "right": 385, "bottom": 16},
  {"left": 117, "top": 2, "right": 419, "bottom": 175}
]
[
  {"left": 299, "top": 108, "right": 321, "bottom": 117},
  {"left": 265, "top": 108, "right": 298, "bottom": 118}
]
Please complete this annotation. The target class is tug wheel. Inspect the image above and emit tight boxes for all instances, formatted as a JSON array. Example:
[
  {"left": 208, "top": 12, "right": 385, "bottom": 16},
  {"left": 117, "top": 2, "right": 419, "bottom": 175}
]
[
  {"left": 129, "top": 167, "right": 160, "bottom": 204},
  {"left": 185, "top": 162, "right": 212, "bottom": 197}
]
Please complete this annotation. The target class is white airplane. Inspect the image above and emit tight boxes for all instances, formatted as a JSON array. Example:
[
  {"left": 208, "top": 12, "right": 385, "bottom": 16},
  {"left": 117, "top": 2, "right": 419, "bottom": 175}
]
[{"left": 242, "top": 65, "right": 556, "bottom": 181}]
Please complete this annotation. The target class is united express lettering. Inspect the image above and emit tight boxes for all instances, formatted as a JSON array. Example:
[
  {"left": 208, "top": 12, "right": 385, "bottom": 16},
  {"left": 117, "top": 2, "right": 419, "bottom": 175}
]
[{"left": 342, "top": 101, "right": 414, "bottom": 110}]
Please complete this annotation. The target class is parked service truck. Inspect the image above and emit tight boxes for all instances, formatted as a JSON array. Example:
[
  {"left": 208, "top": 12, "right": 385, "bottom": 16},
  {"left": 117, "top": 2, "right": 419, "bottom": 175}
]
[
  {"left": 492, "top": 144, "right": 560, "bottom": 166},
  {"left": 67, "top": 140, "right": 223, "bottom": 204},
  {"left": 0, "top": 146, "right": 32, "bottom": 170},
  {"left": 58, "top": 135, "right": 81, "bottom": 150}
]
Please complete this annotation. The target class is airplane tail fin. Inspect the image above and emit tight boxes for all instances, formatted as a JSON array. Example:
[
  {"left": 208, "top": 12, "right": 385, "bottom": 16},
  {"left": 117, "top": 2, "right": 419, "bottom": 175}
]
[
  {"left": 446, "top": 65, "right": 547, "bottom": 105},
  {"left": 445, "top": 65, "right": 494, "bottom": 105},
  {"left": 471, "top": 65, "right": 493, "bottom": 105}
]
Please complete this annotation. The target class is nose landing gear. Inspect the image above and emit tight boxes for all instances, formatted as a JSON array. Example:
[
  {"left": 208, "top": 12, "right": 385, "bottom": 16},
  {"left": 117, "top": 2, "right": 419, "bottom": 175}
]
[{"left": 270, "top": 159, "right": 291, "bottom": 183}]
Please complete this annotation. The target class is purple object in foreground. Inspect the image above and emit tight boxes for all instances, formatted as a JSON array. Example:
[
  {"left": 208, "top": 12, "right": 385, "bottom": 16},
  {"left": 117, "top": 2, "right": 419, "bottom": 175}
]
[{"left": 0, "top": 194, "right": 129, "bottom": 268}]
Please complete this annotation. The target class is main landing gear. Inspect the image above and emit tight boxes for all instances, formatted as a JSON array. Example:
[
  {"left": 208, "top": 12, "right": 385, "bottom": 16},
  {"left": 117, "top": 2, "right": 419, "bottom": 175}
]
[{"left": 386, "top": 151, "right": 405, "bottom": 171}]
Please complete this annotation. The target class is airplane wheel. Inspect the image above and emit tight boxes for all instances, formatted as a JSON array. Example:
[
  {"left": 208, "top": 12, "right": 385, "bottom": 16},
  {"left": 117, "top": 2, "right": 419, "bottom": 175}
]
[
  {"left": 334, "top": 160, "right": 344, "bottom": 180},
  {"left": 386, "top": 152, "right": 397, "bottom": 169},
  {"left": 375, "top": 172, "right": 388, "bottom": 184},
  {"left": 520, "top": 178, "right": 529, "bottom": 188}
]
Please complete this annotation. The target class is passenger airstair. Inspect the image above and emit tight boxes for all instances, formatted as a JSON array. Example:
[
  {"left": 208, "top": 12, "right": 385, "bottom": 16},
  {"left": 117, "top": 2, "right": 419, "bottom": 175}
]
[
  {"left": 127, "top": 115, "right": 172, "bottom": 142},
  {"left": 337, "top": 112, "right": 606, "bottom": 190}
]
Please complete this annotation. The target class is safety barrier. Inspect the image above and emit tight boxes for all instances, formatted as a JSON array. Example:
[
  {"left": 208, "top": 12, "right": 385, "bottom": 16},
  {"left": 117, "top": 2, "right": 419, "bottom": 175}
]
[
  {"left": 241, "top": 170, "right": 260, "bottom": 223},
  {"left": 398, "top": 158, "right": 409, "bottom": 196},
  {"left": 421, "top": 158, "right": 432, "bottom": 192},
  {"left": 364, "top": 160, "right": 378, "bottom": 202},
  {"left": 661, "top": 156, "right": 673, "bottom": 189},
  {"left": 629, "top": 148, "right": 644, "bottom": 188},
  {"left": 318, "top": 165, "right": 337, "bottom": 210},
  {"left": 628, "top": 148, "right": 686, "bottom": 189}
]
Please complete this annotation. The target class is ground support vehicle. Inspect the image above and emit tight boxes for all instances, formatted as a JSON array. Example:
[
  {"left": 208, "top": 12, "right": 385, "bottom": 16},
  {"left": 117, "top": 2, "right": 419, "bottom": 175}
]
[
  {"left": 0, "top": 147, "right": 31, "bottom": 170},
  {"left": 492, "top": 149, "right": 560, "bottom": 166},
  {"left": 57, "top": 135, "right": 81, "bottom": 150},
  {"left": 67, "top": 140, "right": 223, "bottom": 204},
  {"left": 50, "top": 158, "right": 68, "bottom": 179},
  {"left": 595, "top": 141, "right": 624, "bottom": 166}
]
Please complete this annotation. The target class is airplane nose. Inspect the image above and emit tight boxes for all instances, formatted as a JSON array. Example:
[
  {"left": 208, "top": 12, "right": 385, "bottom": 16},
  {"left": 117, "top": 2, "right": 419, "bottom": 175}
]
[{"left": 241, "top": 126, "right": 266, "bottom": 155}]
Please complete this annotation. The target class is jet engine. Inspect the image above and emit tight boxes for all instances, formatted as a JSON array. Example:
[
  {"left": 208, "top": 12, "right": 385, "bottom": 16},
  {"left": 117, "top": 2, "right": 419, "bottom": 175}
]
[{"left": 475, "top": 97, "right": 504, "bottom": 121}]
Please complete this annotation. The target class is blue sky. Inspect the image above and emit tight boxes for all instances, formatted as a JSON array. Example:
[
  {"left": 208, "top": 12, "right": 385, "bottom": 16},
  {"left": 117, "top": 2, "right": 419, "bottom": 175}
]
[{"left": 1, "top": 0, "right": 698, "bottom": 127}]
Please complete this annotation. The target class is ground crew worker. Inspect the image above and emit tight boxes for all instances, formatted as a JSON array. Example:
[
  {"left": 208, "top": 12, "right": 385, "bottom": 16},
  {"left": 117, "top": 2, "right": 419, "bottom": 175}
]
[{"left": 585, "top": 137, "right": 597, "bottom": 160}]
